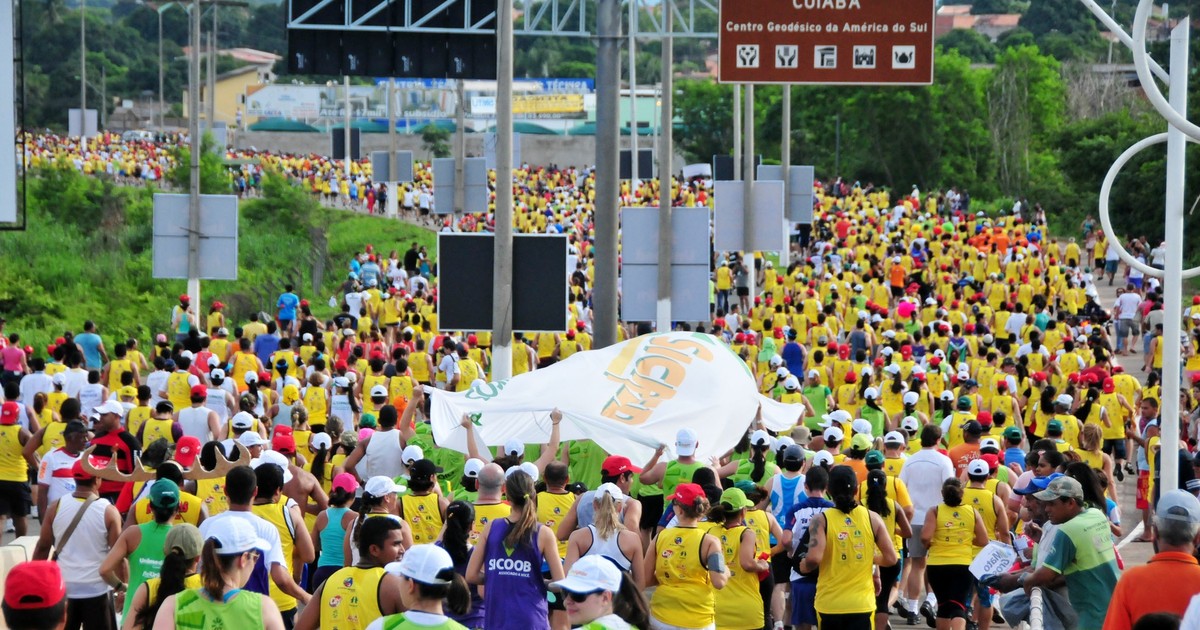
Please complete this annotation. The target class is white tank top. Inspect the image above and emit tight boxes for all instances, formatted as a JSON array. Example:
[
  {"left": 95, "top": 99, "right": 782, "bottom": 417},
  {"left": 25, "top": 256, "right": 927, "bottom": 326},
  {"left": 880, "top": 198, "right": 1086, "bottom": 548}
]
[
  {"left": 206, "top": 389, "right": 230, "bottom": 423},
  {"left": 363, "top": 429, "right": 404, "bottom": 480},
  {"left": 78, "top": 384, "right": 105, "bottom": 416},
  {"left": 330, "top": 393, "right": 353, "bottom": 425},
  {"left": 583, "top": 524, "right": 631, "bottom": 570},
  {"left": 53, "top": 495, "right": 112, "bottom": 597},
  {"left": 178, "top": 406, "right": 213, "bottom": 442}
]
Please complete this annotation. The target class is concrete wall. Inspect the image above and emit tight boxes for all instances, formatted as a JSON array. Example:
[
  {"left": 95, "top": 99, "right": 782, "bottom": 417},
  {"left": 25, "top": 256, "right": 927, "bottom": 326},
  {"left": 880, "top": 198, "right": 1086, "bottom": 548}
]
[{"left": 231, "top": 131, "right": 685, "bottom": 171}]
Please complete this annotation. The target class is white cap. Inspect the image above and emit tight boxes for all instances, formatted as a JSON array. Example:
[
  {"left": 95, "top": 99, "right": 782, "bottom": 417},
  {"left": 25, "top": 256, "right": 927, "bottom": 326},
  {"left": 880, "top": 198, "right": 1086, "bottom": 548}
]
[
  {"left": 205, "top": 515, "right": 270, "bottom": 556},
  {"left": 402, "top": 445, "right": 424, "bottom": 465},
  {"left": 235, "top": 432, "right": 266, "bottom": 446},
  {"left": 851, "top": 418, "right": 874, "bottom": 437},
  {"left": 854, "top": 284, "right": 863, "bottom": 292},
  {"left": 967, "top": 459, "right": 990, "bottom": 477},
  {"left": 750, "top": 429, "right": 771, "bottom": 447},
  {"left": 210, "top": 368, "right": 226, "bottom": 381},
  {"left": 333, "top": 376, "right": 350, "bottom": 388},
  {"left": 939, "top": 390, "right": 954, "bottom": 401},
  {"left": 385, "top": 544, "right": 454, "bottom": 585},
  {"left": 883, "top": 363, "right": 900, "bottom": 374},
  {"left": 912, "top": 365, "right": 926, "bottom": 375},
  {"left": 823, "top": 426, "right": 844, "bottom": 442},
  {"left": 813, "top": 451, "right": 835, "bottom": 467},
  {"left": 370, "top": 385, "right": 388, "bottom": 398},
  {"left": 901, "top": 416, "right": 920, "bottom": 431},
  {"left": 893, "top": 256, "right": 901, "bottom": 263},
  {"left": 783, "top": 375, "right": 800, "bottom": 390},
  {"left": 506, "top": 461, "right": 540, "bottom": 482},
  {"left": 180, "top": 350, "right": 194, "bottom": 360},
  {"left": 902, "top": 391, "right": 919, "bottom": 405},
  {"left": 861, "top": 366, "right": 874, "bottom": 377},
  {"left": 552, "top": 554, "right": 623, "bottom": 594},
  {"left": 858, "top": 310, "right": 870, "bottom": 319},
  {"left": 775, "top": 367, "right": 789, "bottom": 379},
  {"left": 302, "top": 333, "right": 314, "bottom": 342},
  {"left": 884, "top": 431, "right": 906, "bottom": 445},
  {"left": 594, "top": 482, "right": 625, "bottom": 503},
  {"left": 207, "top": 355, "right": 221, "bottom": 368},
  {"left": 769, "top": 356, "right": 784, "bottom": 369},
  {"left": 231, "top": 412, "right": 255, "bottom": 430},
  {"left": 882, "top": 330, "right": 897, "bottom": 339},
  {"left": 982, "top": 334, "right": 994, "bottom": 344},
  {"left": 310, "top": 433, "right": 332, "bottom": 451},
  {"left": 807, "top": 369, "right": 820, "bottom": 379},
  {"left": 463, "top": 459, "right": 485, "bottom": 478},
  {"left": 244, "top": 371, "right": 258, "bottom": 384},
  {"left": 925, "top": 297, "right": 936, "bottom": 305},
  {"left": 980, "top": 438, "right": 1000, "bottom": 452},
  {"left": 364, "top": 475, "right": 406, "bottom": 497},
  {"left": 52, "top": 373, "right": 65, "bottom": 386},
  {"left": 872, "top": 314, "right": 884, "bottom": 323},
  {"left": 251, "top": 450, "right": 293, "bottom": 484},
  {"left": 773, "top": 436, "right": 796, "bottom": 452},
  {"left": 864, "top": 387, "right": 879, "bottom": 400},
  {"left": 94, "top": 400, "right": 125, "bottom": 417},
  {"left": 1055, "top": 394, "right": 1073, "bottom": 406},
  {"left": 676, "top": 428, "right": 699, "bottom": 457},
  {"left": 346, "top": 372, "right": 358, "bottom": 383},
  {"left": 503, "top": 439, "right": 525, "bottom": 458}
]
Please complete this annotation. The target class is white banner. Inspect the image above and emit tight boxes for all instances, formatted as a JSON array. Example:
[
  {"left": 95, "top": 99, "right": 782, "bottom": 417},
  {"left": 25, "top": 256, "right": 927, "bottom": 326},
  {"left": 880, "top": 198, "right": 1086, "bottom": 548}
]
[{"left": 428, "top": 332, "right": 804, "bottom": 464}]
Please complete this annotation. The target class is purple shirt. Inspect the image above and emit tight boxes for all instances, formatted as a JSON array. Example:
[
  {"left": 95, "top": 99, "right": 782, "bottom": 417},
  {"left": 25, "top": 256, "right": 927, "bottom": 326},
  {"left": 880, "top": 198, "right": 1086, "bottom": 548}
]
[{"left": 482, "top": 519, "right": 548, "bottom": 630}]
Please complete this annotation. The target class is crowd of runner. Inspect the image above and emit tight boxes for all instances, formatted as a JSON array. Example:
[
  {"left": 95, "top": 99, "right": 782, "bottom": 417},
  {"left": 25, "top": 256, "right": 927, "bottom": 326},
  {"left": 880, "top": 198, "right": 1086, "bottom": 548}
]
[{"left": 6, "top": 148, "right": 1200, "bottom": 630}]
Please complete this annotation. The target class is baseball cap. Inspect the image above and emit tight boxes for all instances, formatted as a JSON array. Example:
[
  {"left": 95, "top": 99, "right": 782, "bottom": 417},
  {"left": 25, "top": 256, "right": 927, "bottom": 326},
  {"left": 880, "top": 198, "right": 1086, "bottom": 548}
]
[
  {"left": 979, "top": 438, "right": 1000, "bottom": 453},
  {"left": 118, "top": 386, "right": 137, "bottom": 398},
  {"left": 976, "top": 411, "right": 993, "bottom": 426},
  {"left": 243, "top": 371, "right": 258, "bottom": 385},
  {"left": 595, "top": 482, "right": 625, "bottom": 502},
  {"left": 1004, "top": 426, "right": 1023, "bottom": 441},
  {"left": 359, "top": 413, "right": 378, "bottom": 428},
  {"left": 164, "top": 523, "right": 203, "bottom": 559},
  {"left": 719, "top": 487, "right": 755, "bottom": 510},
  {"left": 95, "top": 400, "right": 125, "bottom": 417},
  {"left": 957, "top": 396, "right": 972, "bottom": 410},
  {"left": 386, "top": 544, "right": 455, "bottom": 585},
  {"left": 850, "top": 433, "right": 873, "bottom": 451},
  {"left": 402, "top": 445, "right": 425, "bottom": 465},
  {"left": 865, "top": 450, "right": 885, "bottom": 466},
  {"left": 332, "top": 473, "right": 360, "bottom": 495},
  {"left": 502, "top": 439, "right": 525, "bottom": 458},
  {"left": 967, "top": 460, "right": 989, "bottom": 477},
  {"left": 851, "top": 418, "right": 873, "bottom": 437},
  {"left": 70, "top": 459, "right": 95, "bottom": 481},
  {"left": 601, "top": 455, "right": 642, "bottom": 476},
  {"left": 552, "top": 555, "right": 623, "bottom": 594},
  {"left": 149, "top": 479, "right": 181, "bottom": 509},
  {"left": 1046, "top": 419, "right": 1064, "bottom": 435},
  {"left": 365, "top": 475, "right": 406, "bottom": 497},
  {"left": 980, "top": 453, "right": 1000, "bottom": 471},
  {"left": 863, "top": 387, "right": 880, "bottom": 400},
  {"left": 0, "top": 401, "right": 18, "bottom": 425},
  {"left": 310, "top": 433, "right": 332, "bottom": 452},
  {"left": 282, "top": 385, "right": 300, "bottom": 404},
  {"left": 782, "top": 444, "right": 806, "bottom": 463},
  {"left": 1015, "top": 472, "right": 1063, "bottom": 496},
  {"left": 3, "top": 561, "right": 66, "bottom": 610},
  {"left": 1055, "top": 394, "right": 1073, "bottom": 407},
  {"left": 272, "top": 433, "right": 296, "bottom": 455},
  {"left": 1034, "top": 476, "right": 1085, "bottom": 502},
  {"left": 332, "top": 376, "right": 350, "bottom": 388},
  {"left": 231, "top": 412, "right": 255, "bottom": 431},
  {"left": 1157, "top": 489, "right": 1200, "bottom": 525},
  {"left": 902, "top": 391, "right": 919, "bottom": 406},
  {"left": 506, "top": 461, "right": 540, "bottom": 482},
  {"left": 676, "top": 428, "right": 699, "bottom": 457},
  {"left": 174, "top": 436, "right": 201, "bottom": 467},
  {"left": 463, "top": 459, "right": 485, "bottom": 478},
  {"left": 251, "top": 450, "right": 293, "bottom": 484},
  {"left": 901, "top": 416, "right": 920, "bottom": 432},
  {"left": 237, "top": 431, "right": 267, "bottom": 449},
  {"left": 668, "top": 482, "right": 704, "bottom": 504},
  {"left": 750, "top": 429, "right": 771, "bottom": 448},
  {"left": 961, "top": 420, "right": 984, "bottom": 435},
  {"left": 884, "top": 431, "right": 906, "bottom": 445},
  {"left": 370, "top": 385, "right": 388, "bottom": 398},
  {"left": 823, "top": 426, "right": 845, "bottom": 442},
  {"left": 205, "top": 516, "right": 270, "bottom": 556},
  {"left": 189, "top": 384, "right": 206, "bottom": 399},
  {"left": 410, "top": 459, "right": 444, "bottom": 479}
]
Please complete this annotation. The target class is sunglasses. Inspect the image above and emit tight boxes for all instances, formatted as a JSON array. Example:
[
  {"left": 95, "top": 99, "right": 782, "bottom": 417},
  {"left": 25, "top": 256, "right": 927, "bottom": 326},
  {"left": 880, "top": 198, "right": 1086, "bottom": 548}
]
[{"left": 566, "top": 590, "right": 602, "bottom": 603}]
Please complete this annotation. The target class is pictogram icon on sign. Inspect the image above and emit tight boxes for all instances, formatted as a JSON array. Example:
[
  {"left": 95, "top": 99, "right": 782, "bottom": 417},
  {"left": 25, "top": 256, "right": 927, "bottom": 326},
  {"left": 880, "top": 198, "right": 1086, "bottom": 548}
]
[
  {"left": 853, "top": 45, "right": 876, "bottom": 69},
  {"left": 814, "top": 45, "right": 837, "bottom": 69},
  {"left": 737, "top": 45, "right": 760, "bottom": 68},
  {"left": 892, "top": 45, "right": 916, "bottom": 69},
  {"left": 776, "top": 45, "right": 799, "bottom": 69}
]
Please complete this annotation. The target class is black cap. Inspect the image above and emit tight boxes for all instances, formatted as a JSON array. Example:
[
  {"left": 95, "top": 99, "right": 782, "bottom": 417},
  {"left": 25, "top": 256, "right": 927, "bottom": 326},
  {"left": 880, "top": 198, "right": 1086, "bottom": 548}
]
[
  {"left": 410, "top": 459, "right": 444, "bottom": 479},
  {"left": 62, "top": 420, "right": 87, "bottom": 436},
  {"left": 782, "top": 444, "right": 805, "bottom": 463},
  {"left": 960, "top": 420, "right": 984, "bottom": 435},
  {"left": 155, "top": 401, "right": 175, "bottom": 413}
]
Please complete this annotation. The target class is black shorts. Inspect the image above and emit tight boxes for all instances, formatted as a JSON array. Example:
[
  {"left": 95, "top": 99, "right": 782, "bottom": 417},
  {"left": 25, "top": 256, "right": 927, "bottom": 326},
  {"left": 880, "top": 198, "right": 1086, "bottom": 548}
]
[
  {"left": 875, "top": 562, "right": 903, "bottom": 613},
  {"left": 771, "top": 550, "right": 792, "bottom": 584},
  {"left": 737, "top": 287, "right": 750, "bottom": 297},
  {"left": 639, "top": 493, "right": 664, "bottom": 530},
  {"left": 0, "top": 480, "right": 31, "bottom": 517},
  {"left": 926, "top": 564, "right": 973, "bottom": 620},
  {"left": 65, "top": 593, "right": 116, "bottom": 630},
  {"left": 891, "top": 286, "right": 904, "bottom": 299},
  {"left": 815, "top": 611, "right": 873, "bottom": 630}
]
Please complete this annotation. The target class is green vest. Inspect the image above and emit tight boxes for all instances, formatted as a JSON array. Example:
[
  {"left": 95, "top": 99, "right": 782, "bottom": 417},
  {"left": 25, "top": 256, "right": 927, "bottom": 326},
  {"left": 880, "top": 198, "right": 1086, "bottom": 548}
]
[
  {"left": 174, "top": 588, "right": 263, "bottom": 629},
  {"left": 125, "top": 522, "right": 172, "bottom": 618},
  {"left": 380, "top": 613, "right": 468, "bottom": 630},
  {"left": 663, "top": 460, "right": 705, "bottom": 500}
]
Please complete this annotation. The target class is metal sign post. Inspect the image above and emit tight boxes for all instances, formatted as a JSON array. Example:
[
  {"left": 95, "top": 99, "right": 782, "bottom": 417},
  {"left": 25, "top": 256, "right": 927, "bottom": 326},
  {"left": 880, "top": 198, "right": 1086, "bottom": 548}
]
[{"left": 1087, "top": 0, "right": 1197, "bottom": 492}]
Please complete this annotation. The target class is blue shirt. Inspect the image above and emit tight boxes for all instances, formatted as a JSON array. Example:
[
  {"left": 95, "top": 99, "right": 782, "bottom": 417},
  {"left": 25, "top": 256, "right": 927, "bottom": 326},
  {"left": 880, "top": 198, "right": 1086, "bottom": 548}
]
[
  {"left": 254, "top": 333, "right": 280, "bottom": 368},
  {"left": 1004, "top": 447, "right": 1026, "bottom": 471},
  {"left": 75, "top": 332, "right": 104, "bottom": 369},
  {"left": 781, "top": 342, "right": 806, "bottom": 376},
  {"left": 276, "top": 293, "right": 300, "bottom": 320}
]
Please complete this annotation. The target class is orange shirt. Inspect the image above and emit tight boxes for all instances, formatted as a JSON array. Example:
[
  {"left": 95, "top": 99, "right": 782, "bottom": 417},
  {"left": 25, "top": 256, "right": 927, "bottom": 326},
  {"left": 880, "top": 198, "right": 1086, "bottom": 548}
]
[
  {"left": 844, "top": 458, "right": 869, "bottom": 484},
  {"left": 947, "top": 443, "right": 981, "bottom": 477},
  {"left": 1103, "top": 552, "right": 1200, "bottom": 630},
  {"left": 889, "top": 264, "right": 906, "bottom": 288}
]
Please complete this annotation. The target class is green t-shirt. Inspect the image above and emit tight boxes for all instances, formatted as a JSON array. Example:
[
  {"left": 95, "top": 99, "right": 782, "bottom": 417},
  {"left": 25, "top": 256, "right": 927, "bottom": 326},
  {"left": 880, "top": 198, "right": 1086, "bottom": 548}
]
[
  {"left": 376, "top": 612, "right": 468, "bottom": 630},
  {"left": 174, "top": 588, "right": 262, "bottom": 630},
  {"left": 803, "top": 385, "right": 832, "bottom": 430},
  {"left": 732, "top": 459, "right": 779, "bottom": 485},
  {"left": 579, "top": 614, "right": 638, "bottom": 630},
  {"left": 568, "top": 440, "right": 608, "bottom": 491},
  {"left": 1041, "top": 508, "right": 1121, "bottom": 630},
  {"left": 125, "top": 522, "right": 172, "bottom": 618}
]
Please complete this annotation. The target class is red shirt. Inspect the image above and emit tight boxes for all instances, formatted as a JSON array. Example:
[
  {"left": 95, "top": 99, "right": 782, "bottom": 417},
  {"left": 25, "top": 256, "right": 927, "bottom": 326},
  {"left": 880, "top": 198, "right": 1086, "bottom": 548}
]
[{"left": 1104, "top": 551, "right": 1200, "bottom": 630}]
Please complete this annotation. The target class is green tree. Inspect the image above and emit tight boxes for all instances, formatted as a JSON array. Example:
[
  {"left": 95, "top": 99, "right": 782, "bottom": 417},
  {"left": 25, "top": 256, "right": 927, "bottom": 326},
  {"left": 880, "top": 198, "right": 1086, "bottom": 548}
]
[
  {"left": 996, "top": 27, "right": 1036, "bottom": 51},
  {"left": 422, "top": 126, "right": 452, "bottom": 158},
  {"left": 938, "top": 29, "right": 999, "bottom": 63},
  {"left": 167, "top": 133, "right": 232, "bottom": 194},
  {"left": 986, "top": 45, "right": 1066, "bottom": 198},
  {"left": 673, "top": 79, "right": 734, "bottom": 163},
  {"left": 969, "top": 0, "right": 1025, "bottom": 14}
]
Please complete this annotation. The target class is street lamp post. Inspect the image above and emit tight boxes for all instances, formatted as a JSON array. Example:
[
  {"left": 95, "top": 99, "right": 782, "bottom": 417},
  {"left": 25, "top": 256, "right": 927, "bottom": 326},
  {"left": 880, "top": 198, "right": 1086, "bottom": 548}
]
[{"left": 80, "top": 0, "right": 86, "bottom": 135}]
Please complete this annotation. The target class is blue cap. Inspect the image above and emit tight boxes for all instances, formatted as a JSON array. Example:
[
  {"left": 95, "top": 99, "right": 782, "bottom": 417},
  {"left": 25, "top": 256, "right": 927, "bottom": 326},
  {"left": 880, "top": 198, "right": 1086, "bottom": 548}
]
[{"left": 1014, "top": 472, "right": 1063, "bottom": 496}]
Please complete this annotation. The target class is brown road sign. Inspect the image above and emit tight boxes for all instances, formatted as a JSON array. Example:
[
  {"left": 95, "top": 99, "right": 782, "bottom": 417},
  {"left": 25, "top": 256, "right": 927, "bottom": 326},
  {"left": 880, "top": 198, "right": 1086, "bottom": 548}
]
[{"left": 719, "top": 0, "right": 935, "bottom": 85}]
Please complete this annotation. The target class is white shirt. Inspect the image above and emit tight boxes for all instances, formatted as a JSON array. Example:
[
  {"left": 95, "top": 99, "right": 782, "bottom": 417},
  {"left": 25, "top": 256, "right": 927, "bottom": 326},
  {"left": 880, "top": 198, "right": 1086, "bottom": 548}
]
[
  {"left": 53, "top": 495, "right": 113, "bottom": 597},
  {"left": 18, "top": 372, "right": 53, "bottom": 409},
  {"left": 1180, "top": 593, "right": 1200, "bottom": 630},
  {"left": 899, "top": 448, "right": 955, "bottom": 525},
  {"left": 1004, "top": 313, "right": 1028, "bottom": 336},
  {"left": 178, "top": 406, "right": 215, "bottom": 442},
  {"left": 437, "top": 354, "right": 459, "bottom": 389},
  {"left": 61, "top": 368, "right": 89, "bottom": 399},
  {"left": 199, "top": 510, "right": 287, "bottom": 571},
  {"left": 145, "top": 370, "right": 169, "bottom": 408},
  {"left": 1114, "top": 292, "right": 1142, "bottom": 319},
  {"left": 37, "top": 448, "right": 79, "bottom": 507}
]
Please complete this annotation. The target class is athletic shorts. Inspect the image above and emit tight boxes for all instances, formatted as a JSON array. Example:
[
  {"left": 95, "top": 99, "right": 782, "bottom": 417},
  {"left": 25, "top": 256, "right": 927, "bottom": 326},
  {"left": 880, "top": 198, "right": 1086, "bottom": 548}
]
[
  {"left": 815, "top": 612, "right": 873, "bottom": 630},
  {"left": 650, "top": 619, "right": 713, "bottom": 630},
  {"left": 927, "top": 564, "right": 973, "bottom": 620},
  {"left": 737, "top": 287, "right": 750, "bottom": 297},
  {"left": 1103, "top": 439, "right": 1127, "bottom": 460},
  {"left": 791, "top": 579, "right": 818, "bottom": 627},
  {"left": 771, "top": 551, "right": 791, "bottom": 584},
  {"left": 639, "top": 493, "right": 664, "bottom": 531},
  {"left": 0, "top": 480, "right": 31, "bottom": 517},
  {"left": 1105, "top": 260, "right": 1119, "bottom": 274},
  {"left": 907, "top": 531, "right": 929, "bottom": 559},
  {"left": 875, "top": 562, "right": 903, "bottom": 613},
  {"left": 1137, "top": 471, "right": 1151, "bottom": 510}
]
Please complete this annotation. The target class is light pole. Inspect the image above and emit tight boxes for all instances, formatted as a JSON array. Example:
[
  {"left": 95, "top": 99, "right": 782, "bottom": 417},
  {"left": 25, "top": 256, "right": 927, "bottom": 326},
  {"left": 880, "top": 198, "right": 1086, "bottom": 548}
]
[
  {"left": 80, "top": 0, "right": 86, "bottom": 135},
  {"left": 155, "top": 2, "right": 179, "bottom": 130}
]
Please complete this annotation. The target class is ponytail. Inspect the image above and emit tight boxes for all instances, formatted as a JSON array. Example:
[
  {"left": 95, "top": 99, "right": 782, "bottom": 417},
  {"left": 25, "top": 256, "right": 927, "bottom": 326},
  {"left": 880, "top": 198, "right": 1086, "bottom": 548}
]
[
  {"left": 353, "top": 493, "right": 386, "bottom": 546},
  {"left": 199, "top": 540, "right": 237, "bottom": 602},
  {"left": 593, "top": 493, "right": 622, "bottom": 540},
  {"left": 442, "top": 501, "right": 475, "bottom": 566},
  {"left": 310, "top": 443, "right": 330, "bottom": 485},
  {"left": 503, "top": 472, "right": 539, "bottom": 550},
  {"left": 750, "top": 447, "right": 767, "bottom": 484},
  {"left": 413, "top": 570, "right": 472, "bottom": 616},
  {"left": 612, "top": 570, "right": 650, "bottom": 630},
  {"left": 135, "top": 548, "right": 192, "bottom": 628},
  {"left": 864, "top": 470, "right": 891, "bottom": 518}
]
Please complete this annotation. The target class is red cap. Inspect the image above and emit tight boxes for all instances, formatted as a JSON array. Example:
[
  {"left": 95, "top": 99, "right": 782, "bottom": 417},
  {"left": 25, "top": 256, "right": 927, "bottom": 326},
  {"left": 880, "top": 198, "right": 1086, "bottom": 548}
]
[
  {"left": 335, "top": 360, "right": 348, "bottom": 371},
  {"left": 179, "top": 294, "right": 190, "bottom": 303},
  {"left": 845, "top": 372, "right": 858, "bottom": 383},
  {"left": 601, "top": 455, "right": 642, "bottom": 476},
  {"left": 576, "top": 322, "right": 586, "bottom": 331},
  {"left": 3, "top": 561, "right": 66, "bottom": 610},
  {"left": 774, "top": 327, "right": 784, "bottom": 339},
  {"left": 23, "top": 345, "right": 31, "bottom": 355},
  {"left": 467, "top": 334, "right": 478, "bottom": 344},
  {"left": 976, "top": 411, "right": 993, "bottom": 425},
  {"left": 930, "top": 356, "right": 942, "bottom": 367},
  {"left": 272, "top": 433, "right": 296, "bottom": 455},
  {"left": 190, "top": 384, "right": 207, "bottom": 398},
  {"left": 838, "top": 346, "right": 850, "bottom": 359},
  {"left": 566, "top": 330, "right": 576, "bottom": 339},
  {"left": 0, "top": 401, "right": 18, "bottom": 425},
  {"left": 274, "top": 425, "right": 293, "bottom": 436},
  {"left": 668, "top": 482, "right": 704, "bottom": 505},
  {"left": 1102, "top": 377, "right": 1115, "bottom": 393},
  {"left": 70, "top": 459, "right": 94, "bottom": 481},
  {"left": 1067, "top": 372, "right": 1081, "bottom": 384},
  {"left": 300, "top": 299, "right": 310, "bottom": 307},
  {"left": 734, "top": 333, "right": 746, "bottom": 343},
  {"left": 980, "top": 453, "right": 1000, "bottom": 471},
  {"left": 212, "top": 301, "right": 225, "bottom": 309},
  {"left": 175, "top": 436, "right": 201, "bottom": 467},
  {"left": 257, "top": 371, "right": 271, "bottom": 383},
  {"left": 1194, "top": 296, "right": 1200, "bottom": 305},
  {"left": 1032, "top": 371, "right": 1048, "bottom": 382},
  {"left": 1113, "top": 365, "right": 1125, "bottom": 374},
  {"left": 54, "top": 337, "right": 66, "bottom": 346}
]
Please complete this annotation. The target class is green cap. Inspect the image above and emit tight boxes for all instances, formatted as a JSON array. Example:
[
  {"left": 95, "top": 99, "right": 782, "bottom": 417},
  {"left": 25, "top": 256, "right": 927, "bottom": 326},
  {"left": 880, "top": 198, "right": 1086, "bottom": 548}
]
[
  {"left": 957, "top": 396, "right": 973, "bottom": 410},
  {"left": 719, "top": 487, "right": 755, "bottom": 510},
  {"left": 865, "top": 450, "right": 885, "bottom": 467},
  {"left": 1003, "top": 426, "right": 1023, "bottom": 441},
  {"left": 850, "top": 433, "right": 873, "bottom": 451},
  {"left": 734, "top": 480, "right": 758, "bottom": 495},
  {"left": 163, "top": 523, "right": 203, "bottom": 559},
  {"left": 1046, "top": 419, "right": 1063, "bottom": 435},
  {"left": 359, "top": 413, "right": 378, "bottom": 428},
  {"left": 149, "top": 479, "right": 180, "bottom": 509}
]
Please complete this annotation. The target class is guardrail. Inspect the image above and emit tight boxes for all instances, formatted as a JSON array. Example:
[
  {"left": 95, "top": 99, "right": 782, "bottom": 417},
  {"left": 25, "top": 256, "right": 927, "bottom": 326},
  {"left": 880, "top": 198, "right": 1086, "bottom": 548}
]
[{"left": 1028, "top": 586, "right": 1044, "bottom": 630}]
